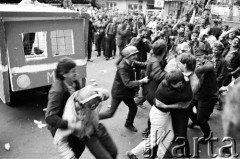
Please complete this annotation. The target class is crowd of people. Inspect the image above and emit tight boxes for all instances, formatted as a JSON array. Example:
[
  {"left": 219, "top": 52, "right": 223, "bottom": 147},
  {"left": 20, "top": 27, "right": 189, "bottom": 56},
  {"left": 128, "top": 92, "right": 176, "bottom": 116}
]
[{"left": 44, "top": 1, "right": 240, "bottom": 159}]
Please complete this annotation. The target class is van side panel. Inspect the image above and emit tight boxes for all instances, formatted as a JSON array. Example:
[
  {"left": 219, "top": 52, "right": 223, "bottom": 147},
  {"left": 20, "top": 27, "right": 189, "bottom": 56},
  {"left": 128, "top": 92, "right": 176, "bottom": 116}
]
[
  {"left": 0, "top": 20, "right": 10, "bottom": 103},
  {"left": 5, "top": 19, "right": 86, "bottom": 92}
]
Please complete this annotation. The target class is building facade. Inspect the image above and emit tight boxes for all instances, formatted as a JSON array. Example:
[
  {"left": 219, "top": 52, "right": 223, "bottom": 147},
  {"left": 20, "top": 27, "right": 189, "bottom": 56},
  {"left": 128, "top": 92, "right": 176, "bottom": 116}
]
[
  {"left": 103, "top": 0, "right": 185, "bottom": 19},
  {"left": 103, "top": 0, "right": 148, "bottom": 14},
  {"left": 162, "top": 0, "right": 185, "bottom": 19}
]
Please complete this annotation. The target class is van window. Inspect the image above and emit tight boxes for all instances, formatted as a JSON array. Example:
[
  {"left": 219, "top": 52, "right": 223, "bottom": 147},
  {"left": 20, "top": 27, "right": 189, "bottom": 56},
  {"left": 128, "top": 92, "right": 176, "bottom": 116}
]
[
  {"left": 23, "top": 31, "right": 48, "bottom": 61},
  {"left": 50, "top": 29, "right": 74, "bottom": 56}
]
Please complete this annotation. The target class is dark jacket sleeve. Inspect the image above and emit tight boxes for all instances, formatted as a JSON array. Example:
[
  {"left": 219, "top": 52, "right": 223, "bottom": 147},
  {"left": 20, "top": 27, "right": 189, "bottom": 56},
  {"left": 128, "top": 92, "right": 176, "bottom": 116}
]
[
  {"left": 143, "top": 39, "right": 152, "bottom": 53},
  {"left": 217, "top": 60, "right": 228, "bottom": 86},
  {"left": 118, "top": 68, "right": 140, "bottom": 88},
  {"left": 150, "top": 61, "right": 167, "bottom": 83},
  {"left": 45, "top": 90, "right": 68, "bottom": 130},
  {"left": 196, "top": 61, "right": 214, "bottom": 75}
]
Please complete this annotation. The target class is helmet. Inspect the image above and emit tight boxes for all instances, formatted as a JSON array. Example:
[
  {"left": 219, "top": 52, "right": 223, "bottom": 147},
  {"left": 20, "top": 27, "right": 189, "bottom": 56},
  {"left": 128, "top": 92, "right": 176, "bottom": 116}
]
[{"left": 121, "top": 46, "right": 139, "bottom": 58}]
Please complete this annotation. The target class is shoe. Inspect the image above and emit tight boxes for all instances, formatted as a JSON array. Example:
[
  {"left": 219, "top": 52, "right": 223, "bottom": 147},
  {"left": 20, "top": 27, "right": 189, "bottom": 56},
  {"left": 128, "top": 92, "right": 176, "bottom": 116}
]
[
  {"left": 109, "top": 57, "right": 113, "bottom": 60},
  {"left": 125, "top": 123, "right": 138, "bottom": 132},
  {"left": 87, "top": 59, "right": 93, "bottom": 62},
  {"left": 126, "top": 151, "right": 138, "bottom": 159},
  {"left": 106, "top": 58, "right": 109, "bottom": 60},
  {"left": 142, "top": 128, "right": 150, "bottom": 137},
  {"left": 97, "top": 53, "right": 101, "bottom": 57}
]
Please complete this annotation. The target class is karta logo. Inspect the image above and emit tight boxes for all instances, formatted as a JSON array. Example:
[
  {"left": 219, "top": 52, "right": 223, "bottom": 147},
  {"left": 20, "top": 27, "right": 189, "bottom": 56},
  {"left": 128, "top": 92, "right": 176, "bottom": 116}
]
[{"left": 143, "top": 131, "right": 239, "bottom": 158}]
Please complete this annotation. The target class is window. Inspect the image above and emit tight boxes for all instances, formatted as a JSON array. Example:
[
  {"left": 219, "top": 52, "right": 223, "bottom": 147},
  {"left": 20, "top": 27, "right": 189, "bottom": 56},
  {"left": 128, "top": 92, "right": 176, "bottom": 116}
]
[
  {"left": 22, "top": 31, "right": 47, "bottom": 61},
  {"left": 106, "top": 2, "right": 117, "bottom": 10},
  {"left": 128, "top": 4, "right": 133, "bottom": 10},
  {"left": 128, "top": 4, "right": 142, "bottom": 12},
  {"left": 50, "top": 29, "right": 74, "bottom": 56},
  {"left": 134, "top": 4, "right": 138, "bottom": 10}
]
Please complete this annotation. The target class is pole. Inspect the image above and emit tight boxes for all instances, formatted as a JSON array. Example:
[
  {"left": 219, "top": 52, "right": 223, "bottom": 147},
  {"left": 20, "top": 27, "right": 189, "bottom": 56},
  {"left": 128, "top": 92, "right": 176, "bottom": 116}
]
[{"left": 229, "top": 0, "right": 234, "bottom": 21}]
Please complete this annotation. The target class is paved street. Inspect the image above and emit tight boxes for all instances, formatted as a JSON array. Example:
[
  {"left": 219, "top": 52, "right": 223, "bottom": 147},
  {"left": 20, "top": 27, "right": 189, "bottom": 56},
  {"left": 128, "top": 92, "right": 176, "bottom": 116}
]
[{"left": 0, "top": 50, "right": 239, "bottom": 159}]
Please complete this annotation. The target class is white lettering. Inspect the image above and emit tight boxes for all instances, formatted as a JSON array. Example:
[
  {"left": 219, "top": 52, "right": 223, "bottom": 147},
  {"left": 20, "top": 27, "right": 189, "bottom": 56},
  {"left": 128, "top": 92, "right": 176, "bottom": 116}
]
[{"left": 47, "top": 71, "right": 55, "bottom": 84}]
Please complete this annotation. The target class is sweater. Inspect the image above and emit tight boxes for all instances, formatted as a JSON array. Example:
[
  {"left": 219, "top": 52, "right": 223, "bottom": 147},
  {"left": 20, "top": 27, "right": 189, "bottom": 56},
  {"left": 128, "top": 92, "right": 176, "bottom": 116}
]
[{"left": 155, "top": 80, "right": 193, "bottom": 105}]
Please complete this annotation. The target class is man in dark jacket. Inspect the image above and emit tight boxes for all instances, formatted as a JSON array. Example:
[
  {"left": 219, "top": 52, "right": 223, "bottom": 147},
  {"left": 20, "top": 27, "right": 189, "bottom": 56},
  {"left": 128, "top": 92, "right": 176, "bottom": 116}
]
[
  {"left": 105, "top": 17, "right": 118, "bottom": 60},
  {"left": 188, "top": 55, "right": 219, "bottom": 143},
  {"left": 94, "top": 14, "right": 107, "bottom": 57},
  {"left": 45, "top": 57, "right": 85, "bottom": 158},
  {"left": 99, "top": 46, "right": 149, "bottom": 132},
  {"left": 129, "top": 28, "right": 152, "bottom": 80}
]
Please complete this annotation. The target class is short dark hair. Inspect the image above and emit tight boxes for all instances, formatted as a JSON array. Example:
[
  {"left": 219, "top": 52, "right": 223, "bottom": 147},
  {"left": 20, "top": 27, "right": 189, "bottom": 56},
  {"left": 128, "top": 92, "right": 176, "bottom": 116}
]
[
  {"left": 152, "top": 39, "right": 167, "bottom": 56},
  {"left": 186, "top": 23, "right": 194, "bottom": 31},
  {"left": 56, "top": 57, "right": 76, "bottom": 80},
  {"left": 165, "top": 70, "right": 185, "bottom": 85},
  {"left": 177, "top": 53, "right": 196, "bottom": 71},
  {"left": 192, "top": 29, "right": 200, "bottom": 36}
]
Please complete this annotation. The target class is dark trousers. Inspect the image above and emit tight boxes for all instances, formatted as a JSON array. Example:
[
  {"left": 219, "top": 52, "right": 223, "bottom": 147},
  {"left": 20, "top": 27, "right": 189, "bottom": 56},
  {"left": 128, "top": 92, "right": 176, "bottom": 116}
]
[
  {"left": 85, "top": 123, "right": 118, "bottom": 159},
  {"left": 68, "top": 135, "right": 85, "bottom": 158},
  {"left": 113, "top": 40, "right": 116, "bottom": 56},
  {"left": 170, "top": 109, "right": 190, "bottom": 156},
  {"left": 99, "top": 97, "right": 137, "bottom": 124},
  {"left": 88, "top": 38, "right": 93, "bottom": 60},
  {"left": 188, "top": 98, "right": 218, "bottom": 138},
  {"left": 105, "top": 36, "right": 116, "bottom": 58},
  {"left": 96, "top": 35, "right": 105, "bottom": 55}
]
